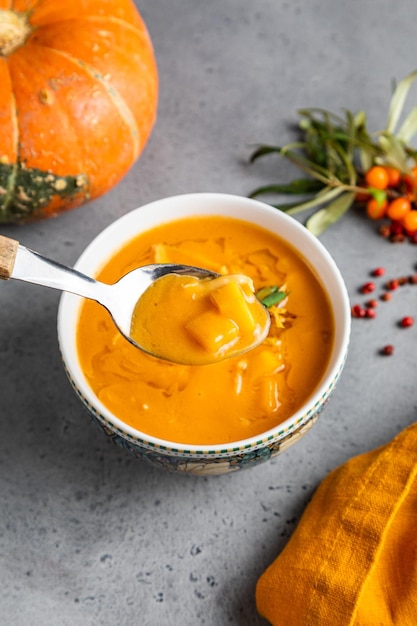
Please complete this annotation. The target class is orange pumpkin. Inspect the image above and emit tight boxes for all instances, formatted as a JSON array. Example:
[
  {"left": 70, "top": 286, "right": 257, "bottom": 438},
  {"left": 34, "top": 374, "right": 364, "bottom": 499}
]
[{"left": 0, "top": 0, "right": 158, "bottom": 222}]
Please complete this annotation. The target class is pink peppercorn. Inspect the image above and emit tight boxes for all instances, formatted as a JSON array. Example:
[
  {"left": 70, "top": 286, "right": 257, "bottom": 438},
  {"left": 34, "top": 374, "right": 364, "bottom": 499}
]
[
  {"left": 381, "top": 345, "right": 394, "bottom": 356},
  {"left": 360, "top": 281, "right": 375, "bottom": 294},
  {"left": 351, "top": 305, "right": 365, "bottom": 318},
  {"left": 399, "top": 316, "right": 414, "bottom": 328},
  {"left": 365, "top": 299, "right": 378, "bottom": 308},
  {"left": 364, "top": 309, "right": 377, "bottom": 319},
  {"left": 386, "top": 279, "right": 399, "bottom": 291},
  {"left": 380, "top": 292, "right": 392, "bottom": 301},
  {"left": 371, "top": 267, "right": 385, "bottom": 277}
]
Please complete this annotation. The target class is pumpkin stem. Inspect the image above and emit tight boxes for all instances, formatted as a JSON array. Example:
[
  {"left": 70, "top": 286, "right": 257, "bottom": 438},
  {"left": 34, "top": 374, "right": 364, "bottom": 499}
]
[{"left": 0, "top": 10, "right": 31, "bottom": 57}]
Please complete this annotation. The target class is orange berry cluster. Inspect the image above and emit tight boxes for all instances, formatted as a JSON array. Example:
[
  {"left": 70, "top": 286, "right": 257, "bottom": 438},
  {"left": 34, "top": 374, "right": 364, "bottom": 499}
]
[{"left": 357, "top": 165, "right": 417, "bottom": 242}]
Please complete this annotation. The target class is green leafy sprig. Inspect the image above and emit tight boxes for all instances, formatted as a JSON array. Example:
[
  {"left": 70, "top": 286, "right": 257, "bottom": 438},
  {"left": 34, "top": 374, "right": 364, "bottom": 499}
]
[
  {"left": 255, "top": 285, "right": 288, "bottom": 308},
  {"left": 249, "top": 70, "right": 417, "bottom": 235}
]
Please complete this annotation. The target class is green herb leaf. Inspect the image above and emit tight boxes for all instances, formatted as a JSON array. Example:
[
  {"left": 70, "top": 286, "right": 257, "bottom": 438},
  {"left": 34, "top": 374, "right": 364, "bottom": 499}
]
[
  {"left": 280, "top": 147, "right": 338, "bottom": 182},
  {"left": 249, "top": 145, "right": 284, "bottom": 162},
  {"left": 286, "top": 187, "right": 344, "bottom": 215},
  {"left": 298, "top": 107, "right": 346, "bottom": 127},
  {"left": 249, "top": 178, "right": 324, "bottom": 198},
  {"left": 271, "top": 200, "right": 311, "bottom": 213},
  {"left": 386, "top": 69, "right": 417, "bottom": 134},
  {"left": 305, "top": 191, "right": 355, "bottom": 236},
  {"left": 358, "top": 145, "right": 374, "bottom": 174},
  {"left": 377, "top": 134, "right": 409, "bottom": 172},
  {"left": 256, "top": 286, "right": 288, "bottom": 308},
  {"left": 396, "top": 106, "right": 417, "bottom": 143},
  {"left": 353, "top": 110, "right": 367, "bottom": 129}
]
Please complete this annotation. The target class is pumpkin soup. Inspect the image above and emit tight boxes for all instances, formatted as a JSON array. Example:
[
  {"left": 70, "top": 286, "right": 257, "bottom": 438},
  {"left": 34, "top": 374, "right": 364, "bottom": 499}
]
[
  {"left": 130, "top": 272, "right": 270, "bottom": 364},
  {"left": 76, "top": 215, "right": 334, "bottom": 444}
]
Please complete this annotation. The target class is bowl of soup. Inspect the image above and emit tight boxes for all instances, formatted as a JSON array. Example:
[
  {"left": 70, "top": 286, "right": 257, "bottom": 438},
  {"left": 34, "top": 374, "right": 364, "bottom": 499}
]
[{"left": 58, "top": 193, "right": 350, "bottom": 475}]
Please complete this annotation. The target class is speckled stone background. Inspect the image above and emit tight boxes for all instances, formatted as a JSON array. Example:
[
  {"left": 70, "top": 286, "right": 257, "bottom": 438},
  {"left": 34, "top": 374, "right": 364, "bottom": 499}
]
[{"left": 1, "top": 1, "right": 417, "bottom": 624}]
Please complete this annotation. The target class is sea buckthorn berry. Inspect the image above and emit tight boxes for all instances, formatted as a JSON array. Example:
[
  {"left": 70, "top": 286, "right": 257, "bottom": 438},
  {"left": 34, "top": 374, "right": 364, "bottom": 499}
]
[
  {"left": 384, "top": 167, "right": 401, "bottom": 187},
  {"left": 360, "top": 281, "right": 375, "bottom": 294},
  {"left": 386, "top": 197, "right": 412, "bottom": 221},
  {"left": 402, "top": 209, "right": 417, "bottom": 233},
  {"left": 371, "top": 267, "right": 385, "bottom": 277},
  {"left": 399, "top": 316, "right": 414, "bottom": 328},
  {"left": 366, "top": 197, "right": 388, "bottom": 220},
  {"left": 381, "top": 345, "right": 394, "bottom": 356},
  {"left": 365, "top": 166, "right": 390, "bottom": 190}
]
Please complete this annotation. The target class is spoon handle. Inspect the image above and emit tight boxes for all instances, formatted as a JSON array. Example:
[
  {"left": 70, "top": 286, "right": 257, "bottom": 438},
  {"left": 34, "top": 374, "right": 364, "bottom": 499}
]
[
  {"left": 0, "top": 235, "right": 19, "bottom": 279},
  {"left": 0, "top": 234, "right": 107, "bottom": 302}
]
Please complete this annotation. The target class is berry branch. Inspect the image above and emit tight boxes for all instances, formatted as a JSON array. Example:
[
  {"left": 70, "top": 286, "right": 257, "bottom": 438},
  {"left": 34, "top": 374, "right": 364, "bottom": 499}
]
[{"left": 249, "top": 69, "right": 417, "bottom": 240}]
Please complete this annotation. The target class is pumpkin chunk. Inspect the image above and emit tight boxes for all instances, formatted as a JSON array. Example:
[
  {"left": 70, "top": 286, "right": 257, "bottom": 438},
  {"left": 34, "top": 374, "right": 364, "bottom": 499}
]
[
  {"left": 185, "top": 310, "right": 239, "bottom": 354},
  {"left": 256, "top": 377, "right": 281, "bottom": 414},
  {"left": 249, "top": 349, "right": 284, "bottom": 378},
  {"left": 209, "top": 279, "right": 257, "bottom": 335}
]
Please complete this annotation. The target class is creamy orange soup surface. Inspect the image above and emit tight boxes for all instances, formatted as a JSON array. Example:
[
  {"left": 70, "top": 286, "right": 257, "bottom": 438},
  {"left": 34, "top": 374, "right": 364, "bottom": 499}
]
[{"left": 77, "top": 215, "right": 334, "bottom": 445}]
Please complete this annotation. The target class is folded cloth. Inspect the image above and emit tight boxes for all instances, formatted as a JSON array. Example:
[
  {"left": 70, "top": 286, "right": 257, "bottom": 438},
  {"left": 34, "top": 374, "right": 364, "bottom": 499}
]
[{"left": 256, "top": 422, "right": 417, "bottom": 625}]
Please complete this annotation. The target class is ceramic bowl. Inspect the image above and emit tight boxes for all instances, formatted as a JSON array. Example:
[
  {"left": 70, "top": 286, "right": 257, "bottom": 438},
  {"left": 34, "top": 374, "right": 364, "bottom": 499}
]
[{"left": 57, "top": 193, "right": 350, "bottom": 475}]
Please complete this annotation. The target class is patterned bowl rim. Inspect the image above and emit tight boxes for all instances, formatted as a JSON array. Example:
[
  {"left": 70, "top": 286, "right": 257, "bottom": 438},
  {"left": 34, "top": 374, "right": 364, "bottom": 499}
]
[{"left": 57, "top": 192, "right": 351, "bottom": 455}]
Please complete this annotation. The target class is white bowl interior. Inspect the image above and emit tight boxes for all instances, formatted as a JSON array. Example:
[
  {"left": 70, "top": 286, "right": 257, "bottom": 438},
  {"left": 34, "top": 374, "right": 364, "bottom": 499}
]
[{"left": 58, "top": 193, "right": 351, "bottom": 452}]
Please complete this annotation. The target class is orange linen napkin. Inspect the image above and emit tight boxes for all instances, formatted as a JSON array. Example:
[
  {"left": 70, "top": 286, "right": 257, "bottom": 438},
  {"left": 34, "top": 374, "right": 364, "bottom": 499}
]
[{"left": 256, "top": 422, "right": 417, "bottom": 625}]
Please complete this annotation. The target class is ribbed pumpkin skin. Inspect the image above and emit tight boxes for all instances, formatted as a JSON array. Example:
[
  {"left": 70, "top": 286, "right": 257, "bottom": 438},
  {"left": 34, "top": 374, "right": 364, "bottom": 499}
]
[{"left": 0, "top": 0, "right": 158, "bottom": 222}]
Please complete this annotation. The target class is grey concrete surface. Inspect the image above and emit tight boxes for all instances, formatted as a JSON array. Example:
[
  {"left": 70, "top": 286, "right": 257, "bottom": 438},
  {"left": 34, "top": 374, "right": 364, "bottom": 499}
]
[{"left": 1, "top": 1, "right": 417, "bottom": 624}]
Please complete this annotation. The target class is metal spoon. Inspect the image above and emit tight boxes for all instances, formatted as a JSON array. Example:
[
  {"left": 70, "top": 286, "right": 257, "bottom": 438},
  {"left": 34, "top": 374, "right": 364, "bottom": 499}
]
[{"left": 0, "top": 235, "right": 267, "bottom": 364}]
